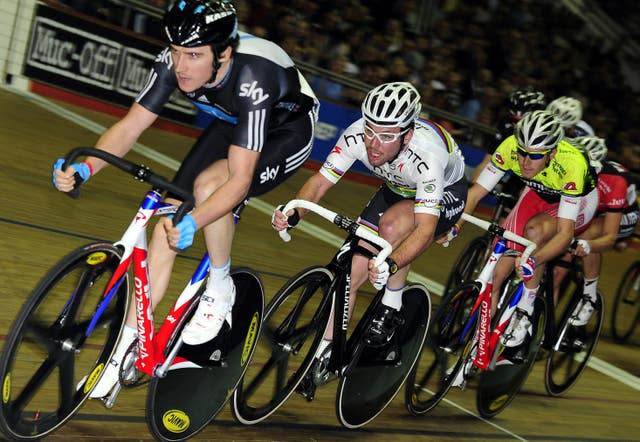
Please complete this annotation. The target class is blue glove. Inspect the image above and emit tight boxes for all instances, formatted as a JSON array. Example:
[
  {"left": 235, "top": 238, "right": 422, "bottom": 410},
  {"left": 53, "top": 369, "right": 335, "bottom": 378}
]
[
  {"left": 52, "top": 158, "right": 91, "bottom": 190},
  {"left": 174, "top": 213, "right": 197, "bottom": 250}
]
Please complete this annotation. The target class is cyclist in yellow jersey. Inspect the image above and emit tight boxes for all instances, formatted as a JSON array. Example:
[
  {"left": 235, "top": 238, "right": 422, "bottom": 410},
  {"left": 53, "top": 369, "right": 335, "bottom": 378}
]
[{"left": 447, "top": 110, "right": 599, "bottom": 362}]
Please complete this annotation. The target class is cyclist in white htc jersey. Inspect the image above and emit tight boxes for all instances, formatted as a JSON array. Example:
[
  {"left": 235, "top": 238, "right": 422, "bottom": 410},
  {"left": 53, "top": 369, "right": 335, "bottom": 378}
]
[{"left": 273, "top": 82, "right": 467, "bottom": 351}]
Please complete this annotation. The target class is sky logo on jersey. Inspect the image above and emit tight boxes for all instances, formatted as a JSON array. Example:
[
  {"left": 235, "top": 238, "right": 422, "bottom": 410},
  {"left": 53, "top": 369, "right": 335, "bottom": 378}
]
[
  {"left": 564, "top": 182, "right": 577, "bottom": 191},
  {"left": 239, "top": 81, "right": 270, "bottom": 105},
  {"left": 259, "top": 165, "right": 279, "bottom": 184}
]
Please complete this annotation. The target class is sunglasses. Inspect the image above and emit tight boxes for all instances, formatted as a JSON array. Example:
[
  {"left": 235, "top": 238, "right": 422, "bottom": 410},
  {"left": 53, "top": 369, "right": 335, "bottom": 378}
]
[
  {"left": 517, "top": 147, "right": 550, "bottom": 160},
  {"left": 363, "top": 125, "right": 409, "bottom": 144}
]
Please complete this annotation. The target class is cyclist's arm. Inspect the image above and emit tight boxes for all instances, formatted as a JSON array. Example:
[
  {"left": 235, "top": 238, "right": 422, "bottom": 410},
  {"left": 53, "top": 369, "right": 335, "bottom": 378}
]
[
  {"left": 292, "top": 172, "right": 336, "bottom": 218},
  {"left": 190, "top": 144, "right": 259, "bottom": 228},
  {"left": 88, "top": 102, "right": 159, "bottom": 174},
  {"left": 583, "top": 211, "right": 623, "bottom": 254}
]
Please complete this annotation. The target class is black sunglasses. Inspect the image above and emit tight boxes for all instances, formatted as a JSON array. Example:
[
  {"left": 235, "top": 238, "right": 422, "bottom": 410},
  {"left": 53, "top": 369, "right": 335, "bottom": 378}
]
[{"left": 517, "top": 147, "right": 550, "bottom": 160}]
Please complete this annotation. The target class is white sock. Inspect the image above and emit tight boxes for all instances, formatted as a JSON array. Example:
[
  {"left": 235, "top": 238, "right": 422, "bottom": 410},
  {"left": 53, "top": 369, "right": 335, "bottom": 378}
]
[
  {"left": 115, "top": 324, "right": 137, "bottom": 359},
  {"left": 583, "top": 277, "right": 598, "bottom": 302},
  {"left": 516, "top": 285, "right": 539, "bottom": 316},
  {"left": 315, "top": 338, "right": 332, "bottom": 358},
  {"left": 381, "top": 285, "right": 404, "bottom": 311},
  {"left": 207, "top": 259, "right": 233, "bottom": 297}
]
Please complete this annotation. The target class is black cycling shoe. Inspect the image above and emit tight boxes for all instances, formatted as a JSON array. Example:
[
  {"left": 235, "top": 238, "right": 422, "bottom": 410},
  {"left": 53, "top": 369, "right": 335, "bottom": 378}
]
[
  {"left": 296, "top": 372, "right": 316, "bottom": 402},
  {"left": 364, "top": 305, "right": 405, "bottom": 347}
]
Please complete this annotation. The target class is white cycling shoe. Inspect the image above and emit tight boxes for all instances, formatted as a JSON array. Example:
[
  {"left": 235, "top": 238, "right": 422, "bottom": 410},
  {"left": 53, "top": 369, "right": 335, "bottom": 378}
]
[
  {"left": 84, "top": 325, "right": 137, "bottom": 398},
  {"left": 501, "top": 309, "right": 532, "bottom": 348},
  {"left": 569, "top": 297, "right": 595, "bottom": 326},
  {"left": 182, "top": 279, "right": 236, "bottom": 346}
]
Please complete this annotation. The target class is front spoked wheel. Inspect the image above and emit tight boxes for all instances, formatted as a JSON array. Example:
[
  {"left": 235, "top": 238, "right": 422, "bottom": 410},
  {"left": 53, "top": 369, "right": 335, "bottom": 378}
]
[
  {"left": 405, "top": 282, "right": 479, "bottom": 415},
  {"left": 443, "top": 237, "right": 488, "bottom": 297},
  {"left": 544, "top": 291, "right": 603, "bottom": 396},
  {"left": 611, "top": 261, "right": 640, "bottom": 343},
  {"left": 0, "top": 242, "right": 128, "bottom": 441},
  {"left": 231, "top": 266, "right": 333, "bottom": 425}
]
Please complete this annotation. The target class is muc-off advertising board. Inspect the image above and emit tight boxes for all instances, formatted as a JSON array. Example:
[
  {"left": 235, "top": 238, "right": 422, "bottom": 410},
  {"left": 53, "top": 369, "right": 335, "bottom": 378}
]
[{"left": 24, "top": 3, "right": 197, "bottom": 124}]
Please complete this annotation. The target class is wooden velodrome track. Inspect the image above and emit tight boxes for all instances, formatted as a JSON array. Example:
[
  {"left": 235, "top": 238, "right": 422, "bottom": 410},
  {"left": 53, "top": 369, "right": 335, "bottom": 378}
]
[{"left": 0, "top": 85, "right": 638, "bottom": 442}]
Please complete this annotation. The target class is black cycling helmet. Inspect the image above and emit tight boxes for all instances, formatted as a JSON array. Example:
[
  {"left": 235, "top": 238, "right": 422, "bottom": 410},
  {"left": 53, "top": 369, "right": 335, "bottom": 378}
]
[
  {"left": 164, "top": 0, "right": 238, "bottom": 50},
  {"left": 508, "top": 89, "right": 546, "bottom": 118}
]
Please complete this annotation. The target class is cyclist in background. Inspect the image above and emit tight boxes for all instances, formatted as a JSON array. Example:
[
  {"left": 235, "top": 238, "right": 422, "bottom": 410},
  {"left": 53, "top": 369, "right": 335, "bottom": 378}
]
[
  {"left": 272, "top": 82, "right": 467, "bottom": 357},
  {"left": 451, "top": 110, "right": 599, "bottom": 362},
  {"left": 470, "top": 88, "right": 546, "bottom": 219},
  {"left": 555, "top": 136, "right": 639, "bottom": 326},
  {"left": 547, "top": 95, "right": 595, "bottom": 138},
  {"left": 52, "top": 0, "right": 318, "bottom": 398}
]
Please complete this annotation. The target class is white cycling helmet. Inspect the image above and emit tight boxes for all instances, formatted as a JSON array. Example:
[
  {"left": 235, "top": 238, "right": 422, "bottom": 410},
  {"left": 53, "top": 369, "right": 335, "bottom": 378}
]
[
  {"left": 515, "top": 110, "right": 564, "bottom": 151},
  {"left": 575, "top": 135, "right": 608, "bottom": 163},
  {"left": 546, "top": 96, "right": 583, "bottom": 128},
  {"left": 362, "top": 82, "right": 421, "bottom": 128}
]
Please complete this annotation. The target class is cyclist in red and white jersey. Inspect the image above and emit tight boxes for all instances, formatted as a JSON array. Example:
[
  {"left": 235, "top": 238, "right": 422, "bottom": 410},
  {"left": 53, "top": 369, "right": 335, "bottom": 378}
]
[
  {"left": 273, "top": 82, "right": 467, "bottom": 351},
  {"left": 558, "top": 136, "right": 639, "bottom": 325},
  {"left": 451, "top": 110, "right": 599, "bottom": 362},
  {"left": 547, "top": 96, "right": 595, "bottom": 138}
]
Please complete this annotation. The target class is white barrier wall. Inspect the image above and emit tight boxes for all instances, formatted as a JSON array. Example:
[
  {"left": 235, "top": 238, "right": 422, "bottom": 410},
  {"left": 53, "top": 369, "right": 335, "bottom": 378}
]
[{"left": 1, "top": 0, "right": 37, "bottom": 89}]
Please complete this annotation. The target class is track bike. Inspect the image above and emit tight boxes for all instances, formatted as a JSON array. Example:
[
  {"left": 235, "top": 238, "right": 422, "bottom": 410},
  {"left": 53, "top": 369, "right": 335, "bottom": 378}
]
[
  {"left": 231, "top": 199, "right": 431, "bottom": 428},
  {"left": 538, "top": 251, "right": 604, "bottom": 396},
  {"left": 405, "top": 212, "right": 546, "bottom": 418},
  {"left": 611, "top": 259, "right": 640, "bottom": 343},
  {"left": 0, "top": 148, "right": 264, "bottom": 442},
  {"left": 442, "top": 190, "right": 517, "bottom": 297}
]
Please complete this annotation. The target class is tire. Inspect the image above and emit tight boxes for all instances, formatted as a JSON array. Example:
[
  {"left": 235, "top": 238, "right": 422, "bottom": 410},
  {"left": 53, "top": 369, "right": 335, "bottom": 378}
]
[
  {"left": 544, "top": 290, "right": 603, "bottom": 396},
  {"left": 231, "top": 266, "right": 333, "bottom": 425},
  {"left": 443, "top": 237, "right": 489, "bottom": 297},
  {"left": 442, "top": 236, "right": 489, "bottom": 296},
  {"left": 0, "top": 242, "right": 128, "bottom": 441},
  {"left": 337, "top": 284, "right": 431, "bottom": 428},
  {"left": 611, "top": 261, "right": 640, "bottom": 343},
  {"left": 405, "top": 282, "right": 479, "bottom": 415},
  {"left": 476, "top": 292, "right": 546, "bottom": 419}
]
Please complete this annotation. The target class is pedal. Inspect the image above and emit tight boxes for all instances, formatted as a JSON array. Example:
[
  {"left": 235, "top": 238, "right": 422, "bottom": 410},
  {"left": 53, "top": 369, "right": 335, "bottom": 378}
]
[{"left": 296, "top": 373, "right": 316, "bottom": 402}]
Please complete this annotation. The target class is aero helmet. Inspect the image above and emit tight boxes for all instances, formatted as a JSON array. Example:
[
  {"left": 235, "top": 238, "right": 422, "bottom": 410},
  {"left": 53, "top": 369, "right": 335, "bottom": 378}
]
[
  {"left": 508, "top": 89, "right": 546, "bottom": 118},
  {"left": 362, "top": 82, "right": 421, "bottom": 128},
  {"left": 515, "top": 110, "right": 564, "bottom": 151},
  {"left": 164, "top": 0, "right": 238, "bottom": 50},
  {"left": 575, "top": 135, "right": 608, "bottom": 163},
  {"left": 546, "top": 96, "right": 583, "bottom": 128}
]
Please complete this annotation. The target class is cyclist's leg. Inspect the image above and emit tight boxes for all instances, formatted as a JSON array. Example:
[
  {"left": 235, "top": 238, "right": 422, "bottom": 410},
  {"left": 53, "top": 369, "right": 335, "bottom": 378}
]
[{"left": 184, "top": 111, "right": 316, "bottom": 345}]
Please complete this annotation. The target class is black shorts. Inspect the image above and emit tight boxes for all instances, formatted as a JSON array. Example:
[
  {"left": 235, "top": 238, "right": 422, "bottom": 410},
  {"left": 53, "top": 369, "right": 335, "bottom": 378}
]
[
  {"left": 358, "top": 178, "right": 468, "bottom": 237},
  {"left": 168, "top": 107, "right": 317, "bottom": 199}
]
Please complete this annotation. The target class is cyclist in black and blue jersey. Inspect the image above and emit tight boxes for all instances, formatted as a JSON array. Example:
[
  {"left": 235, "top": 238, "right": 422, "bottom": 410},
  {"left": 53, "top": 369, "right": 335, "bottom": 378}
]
[{"left": 52, "top": 0, "right": 318, "bottom": 398}]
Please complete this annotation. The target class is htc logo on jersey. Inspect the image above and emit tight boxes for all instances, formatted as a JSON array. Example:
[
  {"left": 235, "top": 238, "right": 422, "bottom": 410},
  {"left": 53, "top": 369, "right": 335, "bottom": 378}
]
[
  {"left": 260, "top": 165, "right": 280, "bottom": 184},
  {"left": 239, "top": 81, "right": 270, "bottom": 105}
]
